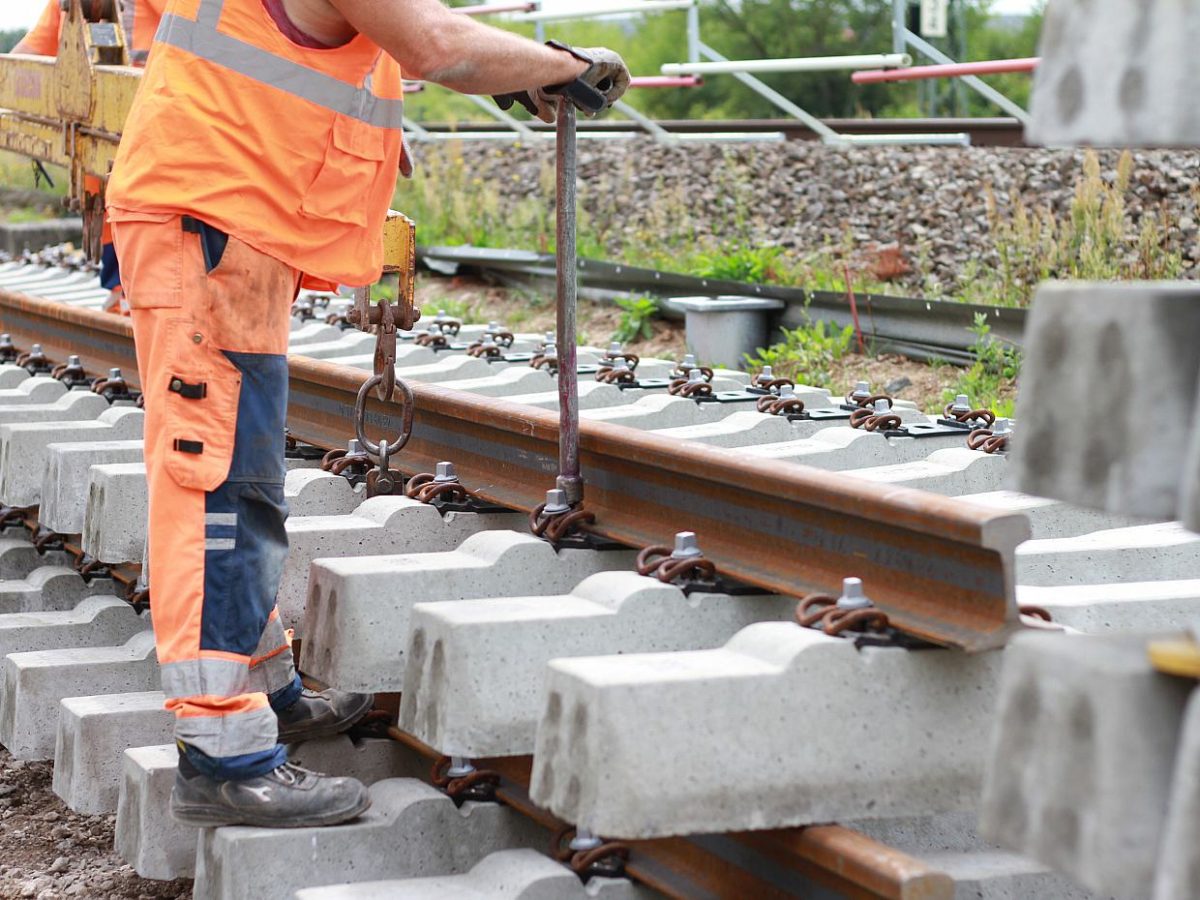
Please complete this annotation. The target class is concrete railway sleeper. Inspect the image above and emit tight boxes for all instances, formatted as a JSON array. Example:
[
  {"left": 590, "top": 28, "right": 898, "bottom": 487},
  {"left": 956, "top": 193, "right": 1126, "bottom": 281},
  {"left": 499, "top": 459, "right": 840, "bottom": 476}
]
[{"left": 0, "top": 263, "right": 1194, "bottom": 897}]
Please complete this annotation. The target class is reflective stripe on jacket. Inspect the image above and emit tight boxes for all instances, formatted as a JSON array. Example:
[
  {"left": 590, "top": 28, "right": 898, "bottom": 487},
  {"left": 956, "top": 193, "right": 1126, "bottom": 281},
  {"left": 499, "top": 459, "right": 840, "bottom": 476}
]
[{"left": 107, "top": 0, "right": 405, "bottom": 286}]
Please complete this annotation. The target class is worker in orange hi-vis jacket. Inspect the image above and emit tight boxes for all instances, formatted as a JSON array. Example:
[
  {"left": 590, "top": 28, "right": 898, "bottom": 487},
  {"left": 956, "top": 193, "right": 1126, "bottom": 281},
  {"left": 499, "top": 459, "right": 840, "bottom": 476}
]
[
  {"left": 13, "top": 0, "right": 166, "bottom": 314},
  {"left": 105, "top": 0, "right": 629, "bottom": 829}
]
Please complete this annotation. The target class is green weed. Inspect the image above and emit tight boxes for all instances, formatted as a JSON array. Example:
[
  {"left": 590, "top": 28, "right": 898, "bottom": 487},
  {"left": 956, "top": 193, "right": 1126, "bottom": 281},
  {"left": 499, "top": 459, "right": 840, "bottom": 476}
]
[
  {"left": 942, "top": 313, "right": 1020, "bottom": 416},
  {"left": 612, "top": 295, "right": 659, "bottom": 344},
  {"left": 744, "top": 315, "right": 855, "bottom": 390}
]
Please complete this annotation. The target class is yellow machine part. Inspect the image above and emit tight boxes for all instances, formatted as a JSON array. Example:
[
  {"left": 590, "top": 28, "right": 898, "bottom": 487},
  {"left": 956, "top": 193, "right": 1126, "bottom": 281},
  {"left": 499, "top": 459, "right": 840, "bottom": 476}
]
[
  {"left": 0, "top": 0, "right": 416, "bottom": 306},
  {"left": 1148, "top": 638, "right": 1200, "bottom": 680}
]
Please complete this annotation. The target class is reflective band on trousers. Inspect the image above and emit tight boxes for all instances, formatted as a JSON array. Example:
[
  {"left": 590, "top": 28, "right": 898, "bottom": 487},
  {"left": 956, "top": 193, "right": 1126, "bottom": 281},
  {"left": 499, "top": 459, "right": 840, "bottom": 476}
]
[
  {"left": 175, "top": 703, "right": 279, "bottom": 759},
  {"left": 153, "top": 0, "right": 404, "bottom": 129},
  {"left": 161, "top": 657, "right": 253, "bottom": 699}
]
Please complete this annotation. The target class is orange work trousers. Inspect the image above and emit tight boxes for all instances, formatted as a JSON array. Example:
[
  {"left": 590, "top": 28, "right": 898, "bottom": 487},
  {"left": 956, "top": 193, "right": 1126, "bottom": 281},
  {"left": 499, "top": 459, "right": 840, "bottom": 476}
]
[{"left": 111, "top": 211, "right": 302, "bottom": 778}]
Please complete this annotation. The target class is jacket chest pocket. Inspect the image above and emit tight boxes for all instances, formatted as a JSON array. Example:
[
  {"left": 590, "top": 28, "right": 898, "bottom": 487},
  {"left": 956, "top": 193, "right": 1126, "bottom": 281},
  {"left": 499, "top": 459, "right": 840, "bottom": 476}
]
[
  {"left": 299, "top": 116, "right": 386, "bottom": 227},
  {"left": 161, "top": 319, "right": 242, "bottom": 492}
]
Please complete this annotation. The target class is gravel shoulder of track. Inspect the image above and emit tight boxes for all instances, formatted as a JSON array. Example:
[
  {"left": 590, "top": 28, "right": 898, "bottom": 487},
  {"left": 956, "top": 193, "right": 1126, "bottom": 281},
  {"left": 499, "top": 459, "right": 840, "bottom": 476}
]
[{"left": 0, "top": 749, "right": 191, "bottom": 900}]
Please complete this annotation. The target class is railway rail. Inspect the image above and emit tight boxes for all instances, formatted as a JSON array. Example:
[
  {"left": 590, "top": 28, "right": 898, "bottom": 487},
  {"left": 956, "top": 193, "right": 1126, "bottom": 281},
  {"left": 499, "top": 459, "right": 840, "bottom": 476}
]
[{"left": 0, "top": 255, "right": 1189, "bottom": 899}]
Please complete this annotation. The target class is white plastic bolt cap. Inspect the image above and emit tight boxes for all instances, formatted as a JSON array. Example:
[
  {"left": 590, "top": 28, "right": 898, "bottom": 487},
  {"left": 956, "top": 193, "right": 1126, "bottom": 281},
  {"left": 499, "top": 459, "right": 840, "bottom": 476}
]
[
  {"left": 543, "top": 488, "right": 571, "bottom": 515},
  {"left": 873, "top": 398, "right": 890, "bottom": 413},
  {"left": 671, "top": 531, "right": 703, "bottom": 559},
  {"left": 108, "top": 367, "right": 122, "bottom": 379},
  {"left": 688, "top": 368, "right": 704, "bottom": 383},
  {"left": 434, "top": 461, "right": 458, "bottom": 483},
  {"left": 837, "top": 577, "right": 872, "bottom": 610},
  {"left": 446, "top": 757, "right": 474, "bottom": 778},
  {"left": 608, "top": 342, "right": 623, "bottom": 354}
]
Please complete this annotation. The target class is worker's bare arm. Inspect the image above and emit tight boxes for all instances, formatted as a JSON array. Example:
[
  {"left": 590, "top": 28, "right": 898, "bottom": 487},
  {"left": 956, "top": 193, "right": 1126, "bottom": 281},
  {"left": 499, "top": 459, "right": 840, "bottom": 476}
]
[{"left": 327, "top": 0, "right": 587, "bottom": 93}]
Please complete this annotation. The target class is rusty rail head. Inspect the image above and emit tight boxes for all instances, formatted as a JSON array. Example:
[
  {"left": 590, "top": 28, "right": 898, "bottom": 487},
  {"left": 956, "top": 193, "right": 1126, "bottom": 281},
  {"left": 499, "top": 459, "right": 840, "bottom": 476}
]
[{"left": 0, "top": 287, "right": 1030, "bottom": 651}]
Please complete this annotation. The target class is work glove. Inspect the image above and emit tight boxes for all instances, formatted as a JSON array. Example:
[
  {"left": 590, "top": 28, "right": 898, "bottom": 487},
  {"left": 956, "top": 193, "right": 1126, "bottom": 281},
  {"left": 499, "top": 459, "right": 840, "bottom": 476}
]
[{"left": 494, "top": 42, "right": 631, "bottom": 124}]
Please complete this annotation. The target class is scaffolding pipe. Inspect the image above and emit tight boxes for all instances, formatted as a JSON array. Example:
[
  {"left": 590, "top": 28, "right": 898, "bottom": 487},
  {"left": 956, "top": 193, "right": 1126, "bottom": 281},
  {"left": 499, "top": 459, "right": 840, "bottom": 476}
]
[
  {"left": 630, "top": 75, "right": 702, "bottom": 88},
  {"left": 518, "top": 0, "right": 694, "bottom": 23},
  {"left": 663, "top": 53, "right": 911, "bottom": 76},
  {"left": 853, "top": 57, "right": 1039, "bottom": 84}
]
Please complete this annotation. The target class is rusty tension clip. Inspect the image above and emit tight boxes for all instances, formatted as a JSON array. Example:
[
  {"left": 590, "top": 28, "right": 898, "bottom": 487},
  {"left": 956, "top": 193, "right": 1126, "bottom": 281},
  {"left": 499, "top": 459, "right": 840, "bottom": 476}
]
[
  {"left": 348, "top": 211, "right": 420, "bottom": 497},
  {"left": 636, "top": 531, "right": 758, "bottom": 596}
]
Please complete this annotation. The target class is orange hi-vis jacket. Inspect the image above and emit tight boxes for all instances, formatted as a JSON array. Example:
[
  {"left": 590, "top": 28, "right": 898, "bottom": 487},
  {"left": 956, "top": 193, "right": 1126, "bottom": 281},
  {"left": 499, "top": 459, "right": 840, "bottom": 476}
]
[
  {"left": 17, "top": 0, "right": 167, "bottom": 63},
  {"left": 106, "top": 0, "right": 406, "bottom": 287}
]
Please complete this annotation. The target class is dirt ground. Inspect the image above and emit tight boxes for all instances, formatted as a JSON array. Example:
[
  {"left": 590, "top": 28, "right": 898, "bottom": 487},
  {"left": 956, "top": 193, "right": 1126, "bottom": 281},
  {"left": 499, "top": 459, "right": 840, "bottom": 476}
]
[{"left": 0, "top": 750, "right": 191, "bottom": 900}]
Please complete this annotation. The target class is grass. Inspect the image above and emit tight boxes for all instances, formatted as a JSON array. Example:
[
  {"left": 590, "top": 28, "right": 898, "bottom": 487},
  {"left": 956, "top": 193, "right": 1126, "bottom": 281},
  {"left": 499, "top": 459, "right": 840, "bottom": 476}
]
[
  {"left": 743, "top": 312, "right": 856, "bottom": 390},
  {"left": 941, "top": 313, "right": 1020, "bottom": 418},
  {"left": 612, "top": 295, "right": 659, "bottom": 344},
  {"left": 394, "top": 144, "right": 906, "bottom": 300},
  {"left": 396, "top": 144, "right": 1190, "bottom": 313},
  {"left": 960, "top": 150, "right": 1186, "bottom": 308}
]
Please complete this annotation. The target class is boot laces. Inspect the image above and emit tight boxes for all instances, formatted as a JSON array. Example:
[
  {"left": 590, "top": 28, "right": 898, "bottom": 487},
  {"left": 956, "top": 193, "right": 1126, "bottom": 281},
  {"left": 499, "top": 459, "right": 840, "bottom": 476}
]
[{"left": 270, "top": 762, "right": 317, "bottom": 786}]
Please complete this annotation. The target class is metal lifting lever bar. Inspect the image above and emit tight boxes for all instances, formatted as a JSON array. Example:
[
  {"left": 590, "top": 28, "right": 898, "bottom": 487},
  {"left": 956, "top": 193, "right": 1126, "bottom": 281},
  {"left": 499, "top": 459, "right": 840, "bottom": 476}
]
[{"left": 555, "top": 97, "right": 582, "bottom": 503}]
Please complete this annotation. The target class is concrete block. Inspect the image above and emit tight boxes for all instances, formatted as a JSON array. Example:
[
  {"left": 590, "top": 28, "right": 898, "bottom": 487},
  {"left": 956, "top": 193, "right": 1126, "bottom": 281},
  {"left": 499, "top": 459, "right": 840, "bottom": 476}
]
[
  {"left": 958, "top": 490, "right": 1147, "bottom": 541},
  {"left": 0, "top": 390, "right": 111, "bottom": 425},
  {"left": 400, "top": 572, "right": 791, "bottom": 758},
  {"left": 1017, "top": 522, "right": 1200, "bottom": 586},
  {"left": 116, "top": 744, "right": 199, "bottom": 880},
  {"left": 0, "top": 566, "right": 111, "bottom": 614},
  {"left": 286, "top": 331, "right": 375, "bottom": 358},
  {"left": 503, "top": 382, "right": 642, "bottom": 413},
  {"left": 116, "top": 736, "right": 425, "bottom": 882},
  {"left": 53, "top": 691, "right": 171, "bottom": 813},
  {"left": 39, "top": 440, "right": 144, "bottom": 534},
  {"left": 1017, "top": 580, "right": 1200, "bottom": 633},
  {"left": 193, "top": 778, "right": 543, "bottom": 900},
  {"left": 980, "top": 631, "right": 1192, "bottom": 899},
  {"left": 1028, "top": 0, "right": 1200, "bottom": 147},
  {"left": 81, "top": 463, "right": 365, "bottom": 565},
  {"left": 847, "top": 447, "right": 1007, "bottom": 496},
  {"left": 0, "top": 376, "right": 66, "bottom": 405},
  {"left": 282, "top": 468, "right": 365, "bottom": 516},
  {"left": 0, "top": 629, "right": 158, "bottom": 759},
  {"left": 82, "top": 462, "right": 148, "bottom": 564},
  {"left": 1155, "top": 687, "right": 1200, "bottom": 900},
  {"left": 530, "top": 622, "right": 1003, "bottom": 838},
  {"left": 583, "top": 386, "right": 831, "bottom": 430},
  {"left": 0, "top": 365, "right": 31, "bottom": 388},
  {"left": 657, "top": 410, "right": 955, "bottom": 451},
  {"left": 286, "top": 322, "right": 345, "bottom": 346},
  {"left": 281, "top": 499, "right": 524, "bottom": 633},
  {"left": 746, "top": 427, "right": 958, "bottom": 471},
  {"left": 293, "top": 849, "right": 651, "bottom": 900},
  {"left": 1013, "top": 282, "right": 1200, "bottom": 519},
  {"left": 301, "top": 531, "right": 635, "bottom": 692},
  {"left": 0, "top": 596, "right": 144, "bottom": 662},
  {"left": 0, "top": 405, "right": 142, "bottom": 507},
  {"left": 0, "top": 537, "right": 68, "bottom": 580}
]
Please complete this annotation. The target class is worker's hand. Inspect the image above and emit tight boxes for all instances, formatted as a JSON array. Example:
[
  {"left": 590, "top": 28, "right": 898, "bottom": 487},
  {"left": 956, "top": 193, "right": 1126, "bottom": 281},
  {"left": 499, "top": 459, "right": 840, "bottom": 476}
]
[
  {"left": 564, "top": 47, "right": 631, "bottom": 110},
  {"left": 493, "top": 44, "right": 631, "bottom": 123}
]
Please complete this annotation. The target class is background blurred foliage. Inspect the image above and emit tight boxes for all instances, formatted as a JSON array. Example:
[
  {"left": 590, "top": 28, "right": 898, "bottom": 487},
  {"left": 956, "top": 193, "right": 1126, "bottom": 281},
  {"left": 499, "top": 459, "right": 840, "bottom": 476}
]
[{"left": 410, "top": 0, "right": 1044, "bottom": 124}]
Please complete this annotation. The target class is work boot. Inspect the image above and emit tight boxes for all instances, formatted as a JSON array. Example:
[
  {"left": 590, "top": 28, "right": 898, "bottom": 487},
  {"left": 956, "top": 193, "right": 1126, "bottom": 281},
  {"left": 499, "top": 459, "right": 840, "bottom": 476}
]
[
  {"left": 171, "top": 760, "right": 370, "bottom": 828},
  {"left": 275, "top": 687, "right": 374, "bottom": 744}
]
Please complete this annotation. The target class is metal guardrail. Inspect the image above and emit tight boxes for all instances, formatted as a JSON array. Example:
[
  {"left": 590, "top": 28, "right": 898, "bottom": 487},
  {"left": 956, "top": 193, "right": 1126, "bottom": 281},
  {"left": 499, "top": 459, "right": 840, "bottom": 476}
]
[{"left": 418, "top": 245, "right": 1027, "bottom": 365}]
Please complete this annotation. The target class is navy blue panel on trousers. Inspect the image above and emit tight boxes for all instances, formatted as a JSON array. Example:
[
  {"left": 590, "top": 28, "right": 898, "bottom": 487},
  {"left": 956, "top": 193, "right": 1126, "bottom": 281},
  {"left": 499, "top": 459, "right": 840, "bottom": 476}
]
[{"left": 200, "top": 350, "right": 290, "bottom": 655}]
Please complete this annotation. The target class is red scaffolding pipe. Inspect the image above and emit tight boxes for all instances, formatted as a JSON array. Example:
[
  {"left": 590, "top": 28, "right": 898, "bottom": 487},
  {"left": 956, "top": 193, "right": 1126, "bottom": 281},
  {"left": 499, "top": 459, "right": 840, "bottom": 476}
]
[
  {"left": 852, "top": 57, "right": 1039, "bottom": 85},
  {"left": 630, "top": 75, "right": 703, "bottom": 89}
]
